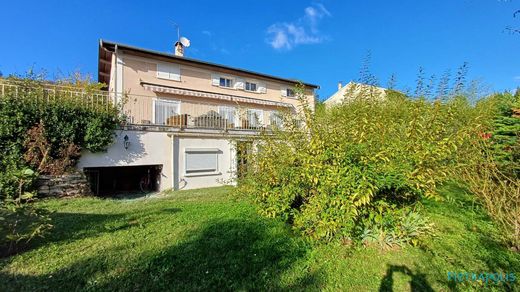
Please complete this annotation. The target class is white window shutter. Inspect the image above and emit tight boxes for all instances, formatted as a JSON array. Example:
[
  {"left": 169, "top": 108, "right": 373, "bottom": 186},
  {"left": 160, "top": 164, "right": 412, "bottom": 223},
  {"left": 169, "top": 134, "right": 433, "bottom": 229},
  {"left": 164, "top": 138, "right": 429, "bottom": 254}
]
[
  {"left": 281, "top": 87, "right": 287, "bottom": 97},
  {"left": 234, "top": 78, "right": 244, "bottom": 90},
  {"left": 185, "top": 149, "right": 220, "bottom": 174},
  {"left": 157, "top": 63, "right": 170, "bottom": 79},
  {"left": 169, "top": 65, "right": 181, "bottom": 81},
  {"left": 157, "top": 63, "right": 180, "bottom": 81},
  {"left": 211, "top": 74, "right": 220, "bottom": 86},
  {"left": 258, "top": 82, "right": 267, "bottom": 93}
]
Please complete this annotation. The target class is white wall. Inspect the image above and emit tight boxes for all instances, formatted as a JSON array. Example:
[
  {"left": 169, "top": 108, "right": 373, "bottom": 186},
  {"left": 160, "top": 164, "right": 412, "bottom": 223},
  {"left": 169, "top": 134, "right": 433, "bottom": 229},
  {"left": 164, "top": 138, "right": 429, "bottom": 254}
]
[
  {"left": 77, "top": 130, "right": 173, "bottom": 191},
  {"left": 174, "top": 137, "right": 236, "bottom": 190},
  {"left": 77, "top": 130, "right": 237, "bottom": 192}
]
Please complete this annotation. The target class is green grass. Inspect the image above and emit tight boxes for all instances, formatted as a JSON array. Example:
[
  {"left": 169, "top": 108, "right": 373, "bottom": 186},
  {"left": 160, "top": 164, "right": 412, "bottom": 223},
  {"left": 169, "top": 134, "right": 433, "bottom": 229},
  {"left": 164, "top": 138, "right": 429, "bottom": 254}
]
[{"left": 1, "top": 185, "right": 519, "bottom": 291}]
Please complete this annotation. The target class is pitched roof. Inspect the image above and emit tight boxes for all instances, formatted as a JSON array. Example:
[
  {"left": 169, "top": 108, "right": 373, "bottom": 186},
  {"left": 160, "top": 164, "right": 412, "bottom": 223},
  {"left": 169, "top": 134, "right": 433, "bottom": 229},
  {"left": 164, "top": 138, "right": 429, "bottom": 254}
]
[
  {"left": 98, "top": 40, "right": 319, "bottom": 89},
  {"left": 324, "top": 82, "right": 387, "bottom": 106}
]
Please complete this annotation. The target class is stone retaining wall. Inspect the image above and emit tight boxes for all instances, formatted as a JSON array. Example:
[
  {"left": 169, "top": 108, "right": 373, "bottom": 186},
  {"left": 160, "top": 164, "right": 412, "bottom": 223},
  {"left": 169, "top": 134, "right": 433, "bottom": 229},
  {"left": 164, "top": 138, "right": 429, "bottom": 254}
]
[{"left": 36, "top": 173, "right": 91, "bottom": 198}]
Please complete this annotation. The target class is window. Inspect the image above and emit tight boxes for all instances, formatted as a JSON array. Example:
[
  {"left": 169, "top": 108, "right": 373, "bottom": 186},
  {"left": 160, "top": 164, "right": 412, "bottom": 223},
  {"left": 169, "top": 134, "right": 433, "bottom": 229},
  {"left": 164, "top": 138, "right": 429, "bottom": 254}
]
[
  {"left": 185, "top": 149, "right": 219, "bottom": 175},
  {"left": 218, "top": 106, "right": 237, "bottom": 126},
  {"left": 245, "top": 82, "right": 257, "bottom": 92},
  {"left": 281, "top": 87, "right": 296, "bottom": 98},
  {"left": 154, "top": 99, "right": 180, "bottom": 125},
  {"left": 246, "top": 109, "right": 263, "bottom": 128},
  {"left": 157, "top": 63, "right": 181, "bottom": 81},
  {"left": 269, "top": 111, "right": 283, "bottom": 128},
  {"left": 219, "top": 77, "right": 233, "bottom": 88}
]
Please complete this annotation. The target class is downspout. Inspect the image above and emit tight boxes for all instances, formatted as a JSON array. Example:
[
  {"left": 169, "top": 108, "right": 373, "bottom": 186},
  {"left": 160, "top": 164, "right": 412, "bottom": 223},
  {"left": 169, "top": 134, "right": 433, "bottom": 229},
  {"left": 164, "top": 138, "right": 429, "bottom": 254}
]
[
  {"left": 169, "top": 133, "right": 177, "bottom": 191},
  {"left": 114, "top": 44, "right": 119, "bottom": 105}
]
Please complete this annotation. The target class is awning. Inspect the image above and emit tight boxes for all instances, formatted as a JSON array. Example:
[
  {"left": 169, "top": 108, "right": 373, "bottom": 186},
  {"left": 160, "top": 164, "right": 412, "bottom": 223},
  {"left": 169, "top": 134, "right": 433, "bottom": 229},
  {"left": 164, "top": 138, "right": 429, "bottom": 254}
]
[{"left": 141, "top": 81, "right": 294, "bottom": 108}]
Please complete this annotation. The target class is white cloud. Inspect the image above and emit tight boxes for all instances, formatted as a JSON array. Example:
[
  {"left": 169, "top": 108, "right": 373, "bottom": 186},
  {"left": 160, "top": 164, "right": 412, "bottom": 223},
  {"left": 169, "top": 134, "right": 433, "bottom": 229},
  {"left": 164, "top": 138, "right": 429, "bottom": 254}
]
[
  {"left": 202, "top": 30, "right": 212, "bottom": 36},
  {"left": 304, "top": 3, "right": 331, "bottom": 32},
  {"left": 266, "top": 3, "right": 331, "bottom": 51},
  {"left": 514, "top": 76, "right": 520, "bottom": 81}
]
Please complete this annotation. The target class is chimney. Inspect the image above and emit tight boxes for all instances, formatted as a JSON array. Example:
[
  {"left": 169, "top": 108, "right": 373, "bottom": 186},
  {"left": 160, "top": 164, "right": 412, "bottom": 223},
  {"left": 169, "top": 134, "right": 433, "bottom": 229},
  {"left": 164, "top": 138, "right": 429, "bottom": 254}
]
[
  {"left": 174, "top": 42, "right": 184, "bottom": 57},
  {"left": 338, "top": 82, "right": 343, "bottom": 90}
]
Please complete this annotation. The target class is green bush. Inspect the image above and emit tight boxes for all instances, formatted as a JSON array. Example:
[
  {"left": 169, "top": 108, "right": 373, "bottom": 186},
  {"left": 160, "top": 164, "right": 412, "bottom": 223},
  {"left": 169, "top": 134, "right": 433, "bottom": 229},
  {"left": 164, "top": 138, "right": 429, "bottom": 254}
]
[
  {"left": 0, "top": 81, "right": 120, "bottom": 199},
  {"left": 0, "top": 76, "right": 121, "bottom": 255},
  {"left": 238, "top": 86, "right": 493, "bottom": 245}
]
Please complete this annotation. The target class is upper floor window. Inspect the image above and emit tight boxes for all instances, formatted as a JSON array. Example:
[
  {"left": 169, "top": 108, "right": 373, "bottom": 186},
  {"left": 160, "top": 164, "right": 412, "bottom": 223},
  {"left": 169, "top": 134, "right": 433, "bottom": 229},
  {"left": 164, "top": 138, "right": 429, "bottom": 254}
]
[
  {"left": 157, "top": 63, "right": 181, "bottom": 81},
  {"left": 281, "top": 86, "right": 296, "bottom": 98},
  {"left": 219, "top": 77, "right": 233, "bottom": 88},
  {"left": 245, "top": 82, "right": 257, "bottom": 92}
]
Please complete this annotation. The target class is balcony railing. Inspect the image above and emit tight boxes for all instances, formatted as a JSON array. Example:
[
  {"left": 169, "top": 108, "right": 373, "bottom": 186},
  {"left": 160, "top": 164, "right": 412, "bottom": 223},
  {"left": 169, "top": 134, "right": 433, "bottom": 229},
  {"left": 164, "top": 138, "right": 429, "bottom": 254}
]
[
  {"left": 122, "top": 94, "right": 288, "bottom": 131},
  {"left": 0, "top": 80, "right": 292, "bottom": 132}
]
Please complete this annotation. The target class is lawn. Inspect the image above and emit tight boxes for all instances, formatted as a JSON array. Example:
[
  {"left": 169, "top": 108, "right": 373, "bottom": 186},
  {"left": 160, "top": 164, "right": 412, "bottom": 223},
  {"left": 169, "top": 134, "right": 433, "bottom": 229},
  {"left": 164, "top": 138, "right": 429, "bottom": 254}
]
[{"left": 1, "top": 185, "right": 519, "bottom": 291}]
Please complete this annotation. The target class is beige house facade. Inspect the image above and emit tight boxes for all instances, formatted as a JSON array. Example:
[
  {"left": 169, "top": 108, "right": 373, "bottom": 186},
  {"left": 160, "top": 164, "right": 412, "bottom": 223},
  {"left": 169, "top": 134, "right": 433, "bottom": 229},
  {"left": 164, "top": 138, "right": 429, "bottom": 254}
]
[
  {"left": 324, "top": 81, "right": 387, "bottom": 106},
  {"left": 78, "top": 40, "right": 318, "bottom": 194}
]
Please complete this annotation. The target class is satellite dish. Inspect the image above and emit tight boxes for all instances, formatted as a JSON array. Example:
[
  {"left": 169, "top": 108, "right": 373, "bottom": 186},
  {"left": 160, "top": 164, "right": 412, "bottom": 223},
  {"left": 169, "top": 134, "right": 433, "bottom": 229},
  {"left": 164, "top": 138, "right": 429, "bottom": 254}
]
[{"left": 179, "top": 36, "right": 191, "bottom": 47}]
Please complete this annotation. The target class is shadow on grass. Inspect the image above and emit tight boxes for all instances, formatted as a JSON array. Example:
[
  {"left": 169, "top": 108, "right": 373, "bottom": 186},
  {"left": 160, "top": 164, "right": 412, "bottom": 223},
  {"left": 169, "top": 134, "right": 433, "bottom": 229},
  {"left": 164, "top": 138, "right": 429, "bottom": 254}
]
[
  {"left": 1, "top": 206, "right": 182, "bottom": 258},
  {"left": 101, "top": 191, "right": 159, "bottom": 200},
  {"left": 379, "top": 265, "right": 434, "bottom": 292},
  {"left": 1, "top": 219, "right": 321, "bottom": 291}
]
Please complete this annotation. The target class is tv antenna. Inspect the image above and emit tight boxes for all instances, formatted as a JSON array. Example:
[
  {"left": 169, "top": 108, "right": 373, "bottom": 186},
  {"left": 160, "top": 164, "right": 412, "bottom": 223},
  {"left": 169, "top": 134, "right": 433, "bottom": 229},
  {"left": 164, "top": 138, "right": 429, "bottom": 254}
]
[{"left": 172, "top": 22, "right": 180, "bottom": 42}]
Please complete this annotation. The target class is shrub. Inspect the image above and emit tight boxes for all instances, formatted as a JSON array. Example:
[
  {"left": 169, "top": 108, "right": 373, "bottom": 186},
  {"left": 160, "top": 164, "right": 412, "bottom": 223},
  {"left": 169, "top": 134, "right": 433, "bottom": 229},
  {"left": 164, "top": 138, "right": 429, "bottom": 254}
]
[
  {"left": 238, "top": 86, "right": 492, "bottom": 245},
  {"left": 0, "top": 78, "right": 120, "bottom": 199},
  {"left": 0, "top": 75, "right": 121, "bottom": 255}
]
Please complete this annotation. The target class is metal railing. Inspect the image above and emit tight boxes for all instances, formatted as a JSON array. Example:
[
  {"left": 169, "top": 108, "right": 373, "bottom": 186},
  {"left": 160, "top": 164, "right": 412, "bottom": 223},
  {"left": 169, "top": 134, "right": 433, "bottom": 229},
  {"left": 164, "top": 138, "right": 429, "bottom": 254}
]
[
  {"left": 0, "top": 80, "right": 292, "bottom": 131},
  {"left": 122, "top": 94, "right": 288, "bottom": 131},
  {"left": 0, "top": 80, "right": 114, "bottom": 111}
]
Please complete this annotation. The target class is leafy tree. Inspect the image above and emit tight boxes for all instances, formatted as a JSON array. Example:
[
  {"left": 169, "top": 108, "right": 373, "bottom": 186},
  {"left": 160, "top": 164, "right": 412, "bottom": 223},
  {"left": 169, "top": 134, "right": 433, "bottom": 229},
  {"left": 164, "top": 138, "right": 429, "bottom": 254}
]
[{"left": 490, "top": 91, "right": 520, "bottom": 177}]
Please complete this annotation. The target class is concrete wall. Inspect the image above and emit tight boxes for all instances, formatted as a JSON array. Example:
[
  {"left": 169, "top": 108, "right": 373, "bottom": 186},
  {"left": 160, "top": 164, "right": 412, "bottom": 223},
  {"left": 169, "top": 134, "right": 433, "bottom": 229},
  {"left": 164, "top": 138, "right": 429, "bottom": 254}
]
[
  {"left": 77, "top": 130, "right": 174, "bottom": 191},
  {"left": 77, "top": 130, "right": 237, "bottom": 192},
  {"left": 173, "top": 137, "right": 236, "bottom": 190}
]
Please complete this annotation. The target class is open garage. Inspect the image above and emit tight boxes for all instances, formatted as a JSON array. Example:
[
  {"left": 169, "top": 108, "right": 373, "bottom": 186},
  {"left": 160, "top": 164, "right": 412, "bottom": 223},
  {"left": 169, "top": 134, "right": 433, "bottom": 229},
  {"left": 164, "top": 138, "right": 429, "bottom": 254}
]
[{"left": 84, "top": 165, "right": 162, "bottom": 196}]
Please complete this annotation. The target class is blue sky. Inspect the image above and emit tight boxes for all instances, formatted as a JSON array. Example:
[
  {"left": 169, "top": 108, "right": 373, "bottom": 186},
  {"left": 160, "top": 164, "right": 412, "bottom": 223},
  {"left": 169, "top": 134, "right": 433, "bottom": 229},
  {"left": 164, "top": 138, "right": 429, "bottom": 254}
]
[{"left": 1, "top": 0, "right": 519, "bottom": 100}]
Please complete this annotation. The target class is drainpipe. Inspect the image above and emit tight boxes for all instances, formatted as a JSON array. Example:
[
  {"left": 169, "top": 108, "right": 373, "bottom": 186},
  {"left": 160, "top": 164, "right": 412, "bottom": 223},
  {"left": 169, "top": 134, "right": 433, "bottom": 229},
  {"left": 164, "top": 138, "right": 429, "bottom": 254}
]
[
  {"left": 168, "top": 133, "right": 177, "bottom": 191},
  {"left": 114, "top": 44, "right": 118, "bottom": 105}
]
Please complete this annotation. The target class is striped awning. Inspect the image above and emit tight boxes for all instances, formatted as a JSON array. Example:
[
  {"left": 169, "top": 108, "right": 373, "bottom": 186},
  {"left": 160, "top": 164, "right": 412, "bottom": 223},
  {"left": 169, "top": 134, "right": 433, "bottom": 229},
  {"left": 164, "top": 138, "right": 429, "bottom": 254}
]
[{"left": 141, "top": 82, "right": 293, "bottom": 108}]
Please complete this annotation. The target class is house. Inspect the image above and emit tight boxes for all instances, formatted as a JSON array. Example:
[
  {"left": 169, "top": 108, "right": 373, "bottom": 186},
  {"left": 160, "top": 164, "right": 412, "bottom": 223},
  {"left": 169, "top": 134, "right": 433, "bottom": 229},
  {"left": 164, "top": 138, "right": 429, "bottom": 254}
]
[
  {"left": 324, "top": 81, "right": 387, "bottom": 106},
  {"left": 77, "top": 40, "right": 319, "bottom": 194}
]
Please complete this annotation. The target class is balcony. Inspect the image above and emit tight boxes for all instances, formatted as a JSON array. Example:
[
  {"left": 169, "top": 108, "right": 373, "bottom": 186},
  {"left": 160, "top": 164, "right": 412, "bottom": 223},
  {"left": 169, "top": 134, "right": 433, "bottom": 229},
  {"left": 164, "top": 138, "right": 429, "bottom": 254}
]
[
  {"left": 0, "top": 80, "right": 294, "bottom": 132},
  {"left": 122, "top": 95, "right": 288, "bottom": 131}
]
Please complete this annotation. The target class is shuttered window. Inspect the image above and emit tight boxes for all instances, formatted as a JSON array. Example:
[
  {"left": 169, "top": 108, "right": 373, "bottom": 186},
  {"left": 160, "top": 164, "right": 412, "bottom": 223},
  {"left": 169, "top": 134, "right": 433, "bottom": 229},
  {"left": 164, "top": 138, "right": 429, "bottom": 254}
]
[
  {"left": 219, "top": 77, "right": 233, "bottom": 88},
  {"left": 245, "top": 82, "right": 257, "bottom": 92},
  {"left": 157, "top": 63, "right": 181, "bottom": 81},
  {"left": 281, "top": 87, "right": 296, "bottom": 97},
  {"left": 185, "top": 149, "right": 219, "bottom": 175},
  {"left": 154, "top": 99, "right": 180, "bottom": 125}
]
